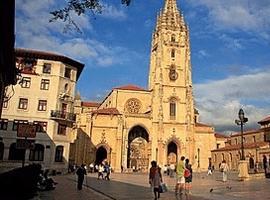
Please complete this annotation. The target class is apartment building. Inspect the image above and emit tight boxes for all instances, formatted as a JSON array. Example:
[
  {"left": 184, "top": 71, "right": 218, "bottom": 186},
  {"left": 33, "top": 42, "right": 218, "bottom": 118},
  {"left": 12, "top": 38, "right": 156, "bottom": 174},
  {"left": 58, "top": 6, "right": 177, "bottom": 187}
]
[{"left": 0, "top": 48, "right": 84, "bottom": 173}]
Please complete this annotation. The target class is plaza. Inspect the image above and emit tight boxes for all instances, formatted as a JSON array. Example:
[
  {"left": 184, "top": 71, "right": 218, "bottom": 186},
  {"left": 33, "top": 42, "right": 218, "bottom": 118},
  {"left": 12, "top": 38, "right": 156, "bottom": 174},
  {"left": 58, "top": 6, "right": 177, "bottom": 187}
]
[{"left": 33, "top": 171, "right": 270, "bottom": 200}]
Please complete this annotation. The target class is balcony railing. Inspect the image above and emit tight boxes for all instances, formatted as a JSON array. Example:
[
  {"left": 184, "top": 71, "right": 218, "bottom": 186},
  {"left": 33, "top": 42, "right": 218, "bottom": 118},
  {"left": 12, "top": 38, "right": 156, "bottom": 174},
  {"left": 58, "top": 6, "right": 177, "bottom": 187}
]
[{"left": 50, "top": 110, "right": 76, "bottom": 122}]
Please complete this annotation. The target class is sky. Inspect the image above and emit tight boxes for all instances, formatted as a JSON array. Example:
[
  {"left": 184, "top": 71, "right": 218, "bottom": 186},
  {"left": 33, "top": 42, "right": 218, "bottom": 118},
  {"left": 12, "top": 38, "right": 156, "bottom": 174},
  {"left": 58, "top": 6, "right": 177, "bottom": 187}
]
[{"left": 15, "top": 0, "right": 270, "bottom": 133}]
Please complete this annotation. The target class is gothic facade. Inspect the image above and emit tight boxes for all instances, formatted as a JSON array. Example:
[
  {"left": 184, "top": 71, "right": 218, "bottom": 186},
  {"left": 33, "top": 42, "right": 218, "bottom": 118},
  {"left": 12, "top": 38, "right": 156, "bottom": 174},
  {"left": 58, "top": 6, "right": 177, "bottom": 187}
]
[{"left": 71, "top": 0, "right": 216, "bottom": 172}]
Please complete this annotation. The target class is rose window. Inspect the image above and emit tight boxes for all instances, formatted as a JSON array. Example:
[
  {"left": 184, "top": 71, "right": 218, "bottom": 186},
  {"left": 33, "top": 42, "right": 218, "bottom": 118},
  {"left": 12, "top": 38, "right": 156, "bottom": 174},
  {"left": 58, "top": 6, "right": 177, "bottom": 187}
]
[{"left": 125, "top": 98, "right": 141, "bottom": 113}]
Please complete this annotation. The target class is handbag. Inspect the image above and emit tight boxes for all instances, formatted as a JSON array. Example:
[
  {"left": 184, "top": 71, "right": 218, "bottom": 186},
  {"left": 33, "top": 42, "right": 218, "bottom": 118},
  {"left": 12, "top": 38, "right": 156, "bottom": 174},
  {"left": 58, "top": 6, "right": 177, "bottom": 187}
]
[{"left": 159, "top": 183, "right": 168, "bottom": 193}]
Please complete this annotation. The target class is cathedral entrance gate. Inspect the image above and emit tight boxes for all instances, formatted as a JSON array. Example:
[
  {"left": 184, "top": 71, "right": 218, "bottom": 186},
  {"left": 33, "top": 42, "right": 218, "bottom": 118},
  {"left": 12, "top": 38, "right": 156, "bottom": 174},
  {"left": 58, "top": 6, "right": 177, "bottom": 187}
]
[
  {"left": 95, "top": 146, "right": 107, "bottom": 165},
  {"left": 167, "top": 141, "right": 178, "bottom": 165},
  {"left": 127, "top": 126, "right": 150, "bottom": 172}
]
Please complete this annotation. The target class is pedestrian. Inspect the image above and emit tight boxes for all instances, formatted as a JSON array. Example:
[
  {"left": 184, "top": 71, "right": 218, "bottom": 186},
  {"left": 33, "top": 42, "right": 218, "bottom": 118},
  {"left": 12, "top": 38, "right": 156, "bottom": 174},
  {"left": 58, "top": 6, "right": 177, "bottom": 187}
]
[
  {"left": 263, "top": 155, "right": 267, "bottom": 176},
  {"left": 169, "top": 163, "right": 175, "bottom": 177},
  {"left": 149, "top": 160, "right": 162, "bottom": 200},
  {"left": 207, "top": 165, "right": 212, "bottom": 176},
  {"left": 175, "top": 156, "right": 185, "bottom": 198},
  {"left": 104, "top": 162, "right": 111, "bottom": 180},
  {"left": 76, "top": 164, "right": 87, "bottom": 190},
  {"left": 89, "top": 163, "right": 94, "bottom": 173},
  {"left": 97, "top": 164, "right": 104, "bottom": 179},
  {"left": 185, "top": 158, "right": 193, "bottom": 195},
  {"left": 220, "top": 160, "right": 229, "bottom": 182}
]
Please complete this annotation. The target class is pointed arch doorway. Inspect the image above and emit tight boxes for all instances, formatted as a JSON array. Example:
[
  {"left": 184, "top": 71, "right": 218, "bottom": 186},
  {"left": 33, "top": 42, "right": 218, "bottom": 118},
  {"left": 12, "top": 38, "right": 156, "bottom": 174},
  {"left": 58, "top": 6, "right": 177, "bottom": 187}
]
[
  {"left": 127, "top": 125, "right": 150, "bottom": 172},
  {"left": 95, "top": 146, "right": 107, "bottom": 165},
  {"left": 167, "top": 141, "right": 178, "bottom": 165}
]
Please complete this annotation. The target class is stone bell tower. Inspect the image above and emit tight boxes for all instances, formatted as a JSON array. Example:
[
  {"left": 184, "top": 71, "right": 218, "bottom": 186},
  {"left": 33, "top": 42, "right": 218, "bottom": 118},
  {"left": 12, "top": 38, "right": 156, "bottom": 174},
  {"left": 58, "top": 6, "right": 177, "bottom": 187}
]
[{"left": 148, "top": 0, "right": 195, "bottom": 164}]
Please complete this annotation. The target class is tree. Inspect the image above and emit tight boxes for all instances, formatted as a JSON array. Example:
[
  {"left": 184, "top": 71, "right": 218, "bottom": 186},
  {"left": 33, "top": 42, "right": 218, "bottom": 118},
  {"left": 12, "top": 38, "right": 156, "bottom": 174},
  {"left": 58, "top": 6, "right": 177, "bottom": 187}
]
[{"left": 50, "top": 0, "right": 132, "bottom": 33}]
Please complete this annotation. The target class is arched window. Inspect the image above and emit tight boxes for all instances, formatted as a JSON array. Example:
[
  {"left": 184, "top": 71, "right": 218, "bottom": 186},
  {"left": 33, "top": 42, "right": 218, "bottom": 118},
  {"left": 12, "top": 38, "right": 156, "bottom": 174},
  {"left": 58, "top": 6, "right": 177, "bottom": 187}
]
[
  {"left": 169, "top": 102, "right": 176, "bottom": 119},
  {"left": 0, "top": 142, "right": 4, "bottom": 160},
  {"left": 171, "top": 34, "right": 176, "bottom": 42},
  {"left": 55, "top": 145, "right": 64, "bottom": 162},
  {"left": 29, "top": 144, "right": 44, "bottom": 161},
  {"left": 8, "top": 143, "right": 25, "bottom": 160},
  {"left": 171, "top": 49, "right": 175, "bottom": 58}
]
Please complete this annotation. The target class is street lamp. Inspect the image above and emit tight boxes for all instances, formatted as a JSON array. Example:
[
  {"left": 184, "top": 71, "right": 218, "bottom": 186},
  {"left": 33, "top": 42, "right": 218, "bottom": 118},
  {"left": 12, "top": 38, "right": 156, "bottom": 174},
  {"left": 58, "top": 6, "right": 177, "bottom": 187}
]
[{"left": 235, "top": 108, "right": 248, "bottom": 160}]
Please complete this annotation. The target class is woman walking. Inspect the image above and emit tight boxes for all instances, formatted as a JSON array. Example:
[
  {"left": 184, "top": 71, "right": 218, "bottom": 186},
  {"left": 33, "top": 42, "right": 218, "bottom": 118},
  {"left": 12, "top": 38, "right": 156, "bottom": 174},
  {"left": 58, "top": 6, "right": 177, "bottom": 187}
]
[
  {"left": 149, "top": 161, "right": 162, "bottom": 200},
  {"left": 220, "top": 160, "right": 229, "bottom": 182}
]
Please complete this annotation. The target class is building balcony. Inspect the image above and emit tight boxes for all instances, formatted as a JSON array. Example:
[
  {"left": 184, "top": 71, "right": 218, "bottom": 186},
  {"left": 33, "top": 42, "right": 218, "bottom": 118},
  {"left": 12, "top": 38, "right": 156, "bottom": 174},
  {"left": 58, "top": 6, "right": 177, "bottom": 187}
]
[{"left": 50, "top": 110, "right": 76, "bottom": 122}]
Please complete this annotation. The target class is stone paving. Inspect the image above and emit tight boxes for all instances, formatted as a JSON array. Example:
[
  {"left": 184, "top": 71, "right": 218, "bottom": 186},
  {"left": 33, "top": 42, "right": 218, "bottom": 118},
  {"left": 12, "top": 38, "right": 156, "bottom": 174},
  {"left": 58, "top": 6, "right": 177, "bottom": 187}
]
[{"left": 32, "top": 171, "right": 270, "bottom": 200}]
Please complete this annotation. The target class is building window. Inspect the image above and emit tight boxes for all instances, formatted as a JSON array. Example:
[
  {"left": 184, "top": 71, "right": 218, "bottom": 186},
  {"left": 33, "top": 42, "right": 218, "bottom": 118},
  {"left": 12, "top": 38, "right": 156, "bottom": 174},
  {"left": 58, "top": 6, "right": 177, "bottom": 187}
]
[
  {"left": 18, "top": 98, "right": 28, "bottom": 110},
  {"left": 55, "top": 145, "right": 64, "bottom": 162},
  {"left": 171, "top": 49, "right": 175, "bottom": 58},
  {"left": 64, "top": 67, "right": 71, "bottom": 78},
  {"left": 3, "top": 97, "right": 8, "bottom": 108},
  {"left": 33, "top": 121, "right": 47, "bottom": 132},
  {"left": 170, "top": 102, "right": 176, "bottom": 119},
  {"left": 235, "top": 138, "right": 238, "bottom": 144},
  {"left": 38, "top": 100, "right": 47, "bottom": 111},
  {"left": 57, "top": 124, "right": 67, "bottom": 135},
  {"left": 29, "top": 144, "right": 44, "bottom": 161},
  {"left": 43, "top": 63, "right": 51, "bottom": 74},
  {"left": 216, "top": 144, "right": 220, "bottom": 149},
  {"left": 253, "top": 136, "right": 256, "bottom": 143},
  {"left": 0, "top": 119, "right": 8, "bottom": 130},
  {"left": 40, "top": 79, "right": 50, "bottom": 90},
  {"left": 0, "top": 142, "right": 4, "bottom": 160},
  {"left": 13, "top": 120, "right": 28, "bottom": 131},
  {"left": 171, "top": 34, "right": 176, "bottom": 42},
  {"left": 8, "top": 143, "right": 25, "bottom": 160},
  {"left": 21, "top": 77, "right": 31, "bottom": 88}
]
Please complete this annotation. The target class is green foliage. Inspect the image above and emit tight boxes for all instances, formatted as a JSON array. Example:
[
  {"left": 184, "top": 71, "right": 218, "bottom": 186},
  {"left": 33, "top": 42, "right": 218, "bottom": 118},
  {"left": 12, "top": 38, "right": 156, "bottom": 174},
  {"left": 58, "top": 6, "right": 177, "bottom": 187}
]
[{"left": 50, "top": 0, "right": 131, "bottom": 33}]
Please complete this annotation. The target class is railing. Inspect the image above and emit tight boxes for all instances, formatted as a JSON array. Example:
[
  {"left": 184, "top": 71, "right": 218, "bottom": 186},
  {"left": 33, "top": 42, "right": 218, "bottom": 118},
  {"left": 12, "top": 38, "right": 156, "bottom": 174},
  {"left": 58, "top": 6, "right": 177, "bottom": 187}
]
[{"left": 50, "top": 110, "right": 76, "bottom": 122}]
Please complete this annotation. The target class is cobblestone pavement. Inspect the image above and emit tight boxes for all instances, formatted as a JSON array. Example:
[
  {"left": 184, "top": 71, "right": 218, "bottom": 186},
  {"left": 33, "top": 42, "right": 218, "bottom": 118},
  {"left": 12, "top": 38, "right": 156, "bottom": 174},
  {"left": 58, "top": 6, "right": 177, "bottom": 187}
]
[{"left": 32, "top": 171, "right": 270, "bottom": 200}]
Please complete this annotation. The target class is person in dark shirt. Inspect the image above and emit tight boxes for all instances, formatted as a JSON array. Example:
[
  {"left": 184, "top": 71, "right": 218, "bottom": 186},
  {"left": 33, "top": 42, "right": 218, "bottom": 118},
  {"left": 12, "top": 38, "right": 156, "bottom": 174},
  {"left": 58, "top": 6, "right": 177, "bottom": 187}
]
[{"left": 76, "top": 164, "right": 87, "bottom": 190}]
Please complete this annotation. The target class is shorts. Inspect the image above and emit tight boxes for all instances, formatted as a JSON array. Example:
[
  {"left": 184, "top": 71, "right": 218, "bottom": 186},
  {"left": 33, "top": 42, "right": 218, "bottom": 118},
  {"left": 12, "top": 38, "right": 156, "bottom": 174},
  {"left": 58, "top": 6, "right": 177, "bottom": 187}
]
[{"left": 176, "top": 176, "right": 185, "bottom": 184}]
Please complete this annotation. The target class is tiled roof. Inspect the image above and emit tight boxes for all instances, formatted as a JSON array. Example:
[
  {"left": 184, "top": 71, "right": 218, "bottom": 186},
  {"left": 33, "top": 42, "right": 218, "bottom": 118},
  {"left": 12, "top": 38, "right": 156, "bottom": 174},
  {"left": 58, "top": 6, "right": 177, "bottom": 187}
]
[
  {"left": 215, "top": 133, "right": 229, "bottom": 138},
  {"left": 231, "top": 129, "right": 261, "bottom": 137},
  {"left": 258, "top": 116, "right": 270, "bottom": 124},
  {"left": 195, "top": 122, "right": 212, "bottom": 127},
  {"left": 114, "top": 84, "right": 148, "bottom": 92},
  {"left": 81, "top": 101, "right": 100, "bottom": 107},
  {"left": 92, "top": 108, "right": 120, "bottom": 115},
  {"left": 212, "top": 141, "right": 269, "bottom": 152},
  {"left": 15, "top": 48, "right": 84, "bottom": 79}
]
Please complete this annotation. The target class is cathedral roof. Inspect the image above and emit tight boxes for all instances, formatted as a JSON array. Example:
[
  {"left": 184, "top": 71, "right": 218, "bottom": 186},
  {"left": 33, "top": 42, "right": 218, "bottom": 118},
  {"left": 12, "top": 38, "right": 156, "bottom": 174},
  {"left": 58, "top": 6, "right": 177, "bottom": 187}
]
[
  {"left": 81, "top": 101, "right": 100, "bottom": 107},
  {"left": 211, "top": 141, "right": 268, "bottom": 152},
  {"left": 92, "top": 108, "right": 120, "bottom": 115},
  {"left": 114, "top": 84, "right": 148, "bottom": 92}
]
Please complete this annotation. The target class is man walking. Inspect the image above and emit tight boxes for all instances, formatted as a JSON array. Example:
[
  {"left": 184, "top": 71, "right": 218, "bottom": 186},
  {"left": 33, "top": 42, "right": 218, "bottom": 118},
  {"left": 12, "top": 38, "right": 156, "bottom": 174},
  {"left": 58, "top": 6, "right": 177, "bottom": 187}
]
[
  {"left": 76, "top": 164, "right": 87, "bottom": 190},
  {"left": 175, "top": 156, "right": 185, "bottom": 198}
]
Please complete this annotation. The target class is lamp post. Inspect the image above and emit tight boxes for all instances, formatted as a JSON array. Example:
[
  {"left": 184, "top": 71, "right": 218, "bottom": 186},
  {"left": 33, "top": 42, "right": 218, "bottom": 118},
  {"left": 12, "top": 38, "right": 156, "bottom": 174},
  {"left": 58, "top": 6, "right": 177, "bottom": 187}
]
[{"left": 235, "top": 108, "right": 248, "bottom": 160}]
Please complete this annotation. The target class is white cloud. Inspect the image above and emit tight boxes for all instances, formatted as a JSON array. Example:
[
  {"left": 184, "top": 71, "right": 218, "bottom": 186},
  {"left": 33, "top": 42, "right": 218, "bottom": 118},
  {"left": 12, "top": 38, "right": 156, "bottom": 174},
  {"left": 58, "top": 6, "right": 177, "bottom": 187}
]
[
  {"left": 101, "top": 3, "right": 127, "bottom": 20},
  {"left": 15, "top": 0, "right": 136, "bottom": 68},
  {"left": 194, "top": 69, "right": 270, "bottom": 132},
  {"left": 197, "top": 49, "right": 209, "bottom": 58},
  {"left": 188, "top": 0, "right": 270, "bottom": 39}
]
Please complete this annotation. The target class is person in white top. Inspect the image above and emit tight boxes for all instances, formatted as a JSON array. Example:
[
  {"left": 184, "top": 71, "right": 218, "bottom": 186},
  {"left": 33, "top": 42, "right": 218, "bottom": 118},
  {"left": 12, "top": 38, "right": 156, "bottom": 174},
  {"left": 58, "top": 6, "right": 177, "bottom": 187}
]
[{"left": 220, "top": 160, "right": 229, "bottom": 182}]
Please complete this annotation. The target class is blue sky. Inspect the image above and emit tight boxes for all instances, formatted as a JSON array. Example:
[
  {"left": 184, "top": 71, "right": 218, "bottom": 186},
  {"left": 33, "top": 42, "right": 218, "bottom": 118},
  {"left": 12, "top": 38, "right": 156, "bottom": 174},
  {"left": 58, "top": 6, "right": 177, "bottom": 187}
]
[{"left": 16, "top": 0, "right": 270, "bottom": 133}]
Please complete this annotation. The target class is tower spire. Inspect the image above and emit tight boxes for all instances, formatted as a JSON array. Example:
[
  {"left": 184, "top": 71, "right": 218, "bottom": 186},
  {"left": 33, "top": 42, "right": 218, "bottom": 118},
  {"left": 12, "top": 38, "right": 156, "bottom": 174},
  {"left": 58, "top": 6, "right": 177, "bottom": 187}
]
[{"left": 155, "top": 0, "right": 185, "bottom": 31}]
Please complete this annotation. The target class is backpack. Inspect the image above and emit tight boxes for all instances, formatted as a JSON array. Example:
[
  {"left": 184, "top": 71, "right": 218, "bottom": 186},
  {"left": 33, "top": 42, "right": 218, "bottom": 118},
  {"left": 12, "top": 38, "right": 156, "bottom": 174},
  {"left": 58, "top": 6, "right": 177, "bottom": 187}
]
[{"left": 184, "top": 169, "right": 191, "bottom": 178}]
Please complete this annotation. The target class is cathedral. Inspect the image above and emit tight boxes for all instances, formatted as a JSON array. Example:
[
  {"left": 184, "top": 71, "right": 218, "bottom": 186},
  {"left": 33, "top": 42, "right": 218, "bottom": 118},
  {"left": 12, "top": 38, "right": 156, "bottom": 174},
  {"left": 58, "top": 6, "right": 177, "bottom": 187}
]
[{"left": 71, "top": 0, "right": 216, "bottom": 172}]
